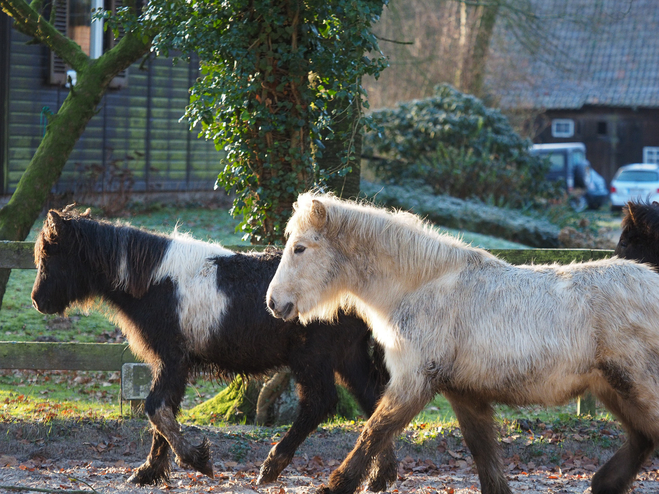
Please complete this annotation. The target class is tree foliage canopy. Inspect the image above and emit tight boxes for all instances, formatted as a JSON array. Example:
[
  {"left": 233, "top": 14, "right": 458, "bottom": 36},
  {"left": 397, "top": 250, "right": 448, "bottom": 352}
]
[{"left": 149, "top": 0, "right": 388, "bottom": 243}]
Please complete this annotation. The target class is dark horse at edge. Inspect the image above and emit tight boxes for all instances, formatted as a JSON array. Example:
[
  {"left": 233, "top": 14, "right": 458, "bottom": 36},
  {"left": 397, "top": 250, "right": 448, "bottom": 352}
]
[
  {"left": 31, "top": 209, "right": 388, "bottom": 486},
  {"left": 615, "top": 200, "right": 659, "bottom": 268}
]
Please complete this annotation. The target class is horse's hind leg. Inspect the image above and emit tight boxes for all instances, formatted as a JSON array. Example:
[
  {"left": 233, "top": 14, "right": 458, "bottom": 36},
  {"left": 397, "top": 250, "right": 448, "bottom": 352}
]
[
  {"left": 446, "top": 394, "right": 511, "bottom": 494},
  {"left": 128, "top": 432, "right": 171, "bottom": 485},
  {"left": 258, "top": 364, "right": 339, "bottom": 484},
  {"left": 320, "top": 382, "right": 431, "bottom": 494},
  {"left": 591, "top": 386, "right": 656, "bottom": 494}
]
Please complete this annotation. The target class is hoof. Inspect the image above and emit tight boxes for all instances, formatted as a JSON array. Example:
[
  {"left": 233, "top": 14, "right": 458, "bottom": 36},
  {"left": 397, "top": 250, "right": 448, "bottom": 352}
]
[
  {"left": 198, "top": 456, "right": 214, "bottom": 478},
  {"left": 175, "top": 437, "right": 214, "bottom": 478},
  {"left": 257, "top": 446, "right": 292, "bottom": 485},
  {"left": 256, "top": 469, "right": 277, "bottom": 485},
  {"left": 128, "top": 466, "right": 167, "bottom": 486},
  {"left": 314, "top": 486, "right": 332, "bottom": 494},
  {"left": 257, "top": 456, "right": 290, "bottom": 484}
]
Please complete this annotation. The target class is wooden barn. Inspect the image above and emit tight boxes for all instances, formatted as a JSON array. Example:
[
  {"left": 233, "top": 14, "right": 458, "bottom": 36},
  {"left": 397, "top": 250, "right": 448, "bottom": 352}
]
[
  {"left": 490, "top": 0, "right": 659, "bottom": 183},
  {"left": 0, "top": 9, "right": 220, "bottom": 200}
]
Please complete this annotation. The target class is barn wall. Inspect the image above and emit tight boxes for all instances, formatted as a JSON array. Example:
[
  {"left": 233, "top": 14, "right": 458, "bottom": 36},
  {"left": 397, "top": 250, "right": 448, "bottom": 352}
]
[
  {"left": 5, "top": 23, "right": 220, "bottom": 197},
  {"left": 535, "top": 107, "right": 659, "bottom": 183}
]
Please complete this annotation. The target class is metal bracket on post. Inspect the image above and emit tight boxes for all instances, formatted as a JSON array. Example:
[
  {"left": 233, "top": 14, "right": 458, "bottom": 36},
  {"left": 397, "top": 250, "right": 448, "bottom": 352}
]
[{"left": 121, "top": 363, "right": 152, "bottom": 416}]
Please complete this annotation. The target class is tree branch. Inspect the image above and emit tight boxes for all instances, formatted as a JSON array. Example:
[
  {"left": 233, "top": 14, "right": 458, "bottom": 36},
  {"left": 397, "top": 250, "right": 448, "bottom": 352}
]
[{"left": 1, "top": 0, "right": 89, "bottom": 71}]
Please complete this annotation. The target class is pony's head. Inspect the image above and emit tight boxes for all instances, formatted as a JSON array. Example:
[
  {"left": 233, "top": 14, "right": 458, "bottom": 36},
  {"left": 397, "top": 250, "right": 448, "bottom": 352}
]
[
  {"left": 31, "top": 207, "right": 94, "bottom": 314},
  {"left": 615, "top": 200, "right": 659, "bottom": 268},
  {"left": 267, "top": 193, "right": 350, "bottom": 323}
]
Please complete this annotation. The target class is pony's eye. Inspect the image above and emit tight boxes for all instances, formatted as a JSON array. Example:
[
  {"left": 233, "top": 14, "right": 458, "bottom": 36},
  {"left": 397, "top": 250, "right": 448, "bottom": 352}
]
[{"left": 293, "top": 245, "right": 306, "bottom": 254}]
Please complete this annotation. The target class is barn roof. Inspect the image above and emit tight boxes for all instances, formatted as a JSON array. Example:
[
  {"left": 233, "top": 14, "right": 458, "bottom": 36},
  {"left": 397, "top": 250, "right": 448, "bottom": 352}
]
[{"left": 490, "top": 0, "right": 659, "bottom": 110}]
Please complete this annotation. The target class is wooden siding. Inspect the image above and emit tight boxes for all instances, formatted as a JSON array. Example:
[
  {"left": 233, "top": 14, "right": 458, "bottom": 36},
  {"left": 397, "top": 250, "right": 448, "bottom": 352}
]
[
  {"left": 535, "top": 107, "right": 659, "bottom": 183},
  {"left": 6, "top": 27, "right": 220, "bottom": 196}
]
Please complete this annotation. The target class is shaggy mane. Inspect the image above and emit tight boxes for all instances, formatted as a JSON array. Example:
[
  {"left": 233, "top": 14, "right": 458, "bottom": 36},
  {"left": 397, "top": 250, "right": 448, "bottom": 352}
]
[
  {"left": 35, "top": 208, "right": 170, "bottom": 298},
  {"left": 290, "top": 192, "right": 498, "bottom": 277}
]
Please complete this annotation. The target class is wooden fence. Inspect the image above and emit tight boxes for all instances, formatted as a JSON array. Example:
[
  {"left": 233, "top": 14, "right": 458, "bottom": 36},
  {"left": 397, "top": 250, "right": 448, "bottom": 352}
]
[{"left": 1, "top": 241, "right": 610, "bottom": 416}]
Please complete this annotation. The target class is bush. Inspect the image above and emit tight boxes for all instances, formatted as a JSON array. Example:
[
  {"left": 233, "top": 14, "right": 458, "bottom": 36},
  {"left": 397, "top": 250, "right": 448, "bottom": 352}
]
[{"left": 363, "top": 85, "right": 554, "bottom": 207}]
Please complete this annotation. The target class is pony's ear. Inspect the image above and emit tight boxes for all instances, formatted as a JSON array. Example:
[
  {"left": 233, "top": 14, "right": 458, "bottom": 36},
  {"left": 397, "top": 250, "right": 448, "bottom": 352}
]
[
  {"left": 46, "top": 210, "right": 63, "bottom": 234},
  {"left": 625, "top": 201, "right": 640, "bottom": 226},
  {"left": 310, "top": 199, "right": 327, "bottom": 229}
]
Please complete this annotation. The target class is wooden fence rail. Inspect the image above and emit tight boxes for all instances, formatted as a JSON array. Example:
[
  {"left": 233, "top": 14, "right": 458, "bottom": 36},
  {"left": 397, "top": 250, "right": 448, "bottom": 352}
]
[{"left": 1, "top": 241, "right": 612, "bottom": 415}]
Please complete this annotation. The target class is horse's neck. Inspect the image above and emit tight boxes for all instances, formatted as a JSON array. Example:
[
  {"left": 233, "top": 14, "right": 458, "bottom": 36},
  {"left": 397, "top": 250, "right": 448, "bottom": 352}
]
[{"left": 342, "top": 223, "right": 473, "bottom": 312}]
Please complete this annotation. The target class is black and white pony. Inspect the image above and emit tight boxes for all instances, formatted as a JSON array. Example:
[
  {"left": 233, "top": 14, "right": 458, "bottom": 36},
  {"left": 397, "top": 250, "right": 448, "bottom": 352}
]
[
  {"left": 615, "top": 200, "right": 659, "bottom": 268},
  {"left": 267, "top": 192, "right": 659, "bottom": 494},
  {"left": 31, "top": 208, "right": 388, "bottom": 486}
]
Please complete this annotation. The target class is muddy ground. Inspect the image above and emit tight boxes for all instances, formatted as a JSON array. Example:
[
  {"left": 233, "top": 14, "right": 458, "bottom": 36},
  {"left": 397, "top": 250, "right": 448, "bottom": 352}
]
[{"left": 1, "top": 419, "right": 659, "bottom": 493}]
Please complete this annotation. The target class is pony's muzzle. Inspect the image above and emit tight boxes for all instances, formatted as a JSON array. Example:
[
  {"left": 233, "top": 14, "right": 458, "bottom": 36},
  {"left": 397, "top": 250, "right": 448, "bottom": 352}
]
[{"left": 267, "top": 297, "right": 295, "bottom": 321}]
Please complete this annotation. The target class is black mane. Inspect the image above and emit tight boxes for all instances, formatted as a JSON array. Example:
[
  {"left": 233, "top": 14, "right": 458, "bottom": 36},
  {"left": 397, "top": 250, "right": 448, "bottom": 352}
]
[{"left": 36, "top": 210, "right": 170, "bottom": 298}]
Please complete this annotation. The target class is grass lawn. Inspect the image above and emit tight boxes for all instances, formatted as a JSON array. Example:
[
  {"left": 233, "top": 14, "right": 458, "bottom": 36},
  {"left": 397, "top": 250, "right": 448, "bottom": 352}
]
[{"left": 0, "top": 203, "right": 618, "bottom": 433}]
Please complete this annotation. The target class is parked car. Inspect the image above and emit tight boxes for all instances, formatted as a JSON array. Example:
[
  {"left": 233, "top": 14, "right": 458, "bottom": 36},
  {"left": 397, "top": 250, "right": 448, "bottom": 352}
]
[
  {"left": 610, "top": 163, "right": 659, "bottom": 211},
  {"left": 530, "top": 143, "right": 609, "bottom": 211}
]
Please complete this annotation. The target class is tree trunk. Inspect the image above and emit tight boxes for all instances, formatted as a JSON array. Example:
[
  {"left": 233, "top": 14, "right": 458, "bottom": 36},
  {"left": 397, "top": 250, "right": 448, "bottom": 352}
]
[
  {"left": 187, "top": 375, "right": 263, "bottom": 424},
  {"left": 322, "top": 94, "right": 363, "bottom": 199},
  {"left": 465, "top": 2, "right": 500, "bottom": 97}
]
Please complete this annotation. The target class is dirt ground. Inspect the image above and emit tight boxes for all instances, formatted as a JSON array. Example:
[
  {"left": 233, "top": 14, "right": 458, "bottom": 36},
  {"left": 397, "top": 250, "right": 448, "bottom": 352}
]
[{"left": 1, "top": 419, "right": 658, "bottom": 494}]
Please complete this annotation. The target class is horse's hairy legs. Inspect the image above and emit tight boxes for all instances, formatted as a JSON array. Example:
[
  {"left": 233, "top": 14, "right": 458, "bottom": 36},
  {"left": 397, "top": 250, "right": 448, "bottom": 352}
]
[
  {"left": 446, "top": 394, "right": 512, "bottom": 494},
  {"left": 591, "top": 387, "right": 656, "bottom": 494},
  {"left": 318, "top": 385, "right": 431, "bottom": 494},
  {"left": 334, "top": 337, "right": 394, "bottom": 492},
  {"left": 128, "top": 432, "right": 171, "bottom": 485},
  {"left": 148, "top": 405, "right": 213, "bottom": 477},
  {"left": 258, "top": 364, "right": 339, "bottom": 484},
  {"left": 365, "top": 441, "right": 398, "bottom": 492}
]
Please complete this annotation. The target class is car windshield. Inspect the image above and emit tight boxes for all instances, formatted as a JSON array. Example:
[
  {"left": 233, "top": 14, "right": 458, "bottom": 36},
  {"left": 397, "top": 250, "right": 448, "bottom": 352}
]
[
  {"left": 539, "top": 153, "right": 566, "bottom": 172},
  {"left": 616, "top": 170, "right": 659, "bottom": 182},
  {"left": 572, "top": 150, "right": 586, "bottom": 164}
]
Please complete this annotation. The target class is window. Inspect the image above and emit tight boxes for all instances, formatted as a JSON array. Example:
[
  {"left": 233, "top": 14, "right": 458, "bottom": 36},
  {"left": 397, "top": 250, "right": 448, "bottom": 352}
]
[
  {"left": 49, "top": 0, "right": 127, "bottom": 88},
  {"left": 597, "top": 121, "right": 608, "bottom": 136},
  {"left": 616, "top": 170, "right": 659, "bottom": 182},
  {"left": 643, "top": 147, "right": 659, "bottom": 164},
  {"left": 551, "top": 119, "right": 574, "bottom": 138}
]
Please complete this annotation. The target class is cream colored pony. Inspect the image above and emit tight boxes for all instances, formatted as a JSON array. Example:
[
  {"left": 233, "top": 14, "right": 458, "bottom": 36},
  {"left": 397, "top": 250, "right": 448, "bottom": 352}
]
[{"left": 267, "top": 192, "right": 659, "bottom": 494}]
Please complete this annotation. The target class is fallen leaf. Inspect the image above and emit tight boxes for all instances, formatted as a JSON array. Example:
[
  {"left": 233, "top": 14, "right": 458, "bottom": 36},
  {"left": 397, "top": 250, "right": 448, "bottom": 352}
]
[{"left": 0, "top": 455, "right": 18, "bottom": 467}]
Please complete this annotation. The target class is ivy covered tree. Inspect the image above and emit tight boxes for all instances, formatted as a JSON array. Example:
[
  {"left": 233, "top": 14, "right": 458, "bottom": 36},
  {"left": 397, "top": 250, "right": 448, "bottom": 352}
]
[{"left": 149, "top": 0, "right": 388, "bottom": 243}]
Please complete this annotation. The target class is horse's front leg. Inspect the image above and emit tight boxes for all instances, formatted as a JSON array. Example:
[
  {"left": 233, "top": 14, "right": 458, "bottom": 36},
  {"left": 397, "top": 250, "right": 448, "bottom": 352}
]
[
  {"left": 319, "top": 382, "right": 431, "bottom": 494},
  {"left": 445, "top": 393, "right": 511, "bottom": 494},
  {"left": 145, "top": 359, "right": 213, "bottom": 479},
  {"left": 148, "top": 403, "right": 213, "bottom": 477},
  {"left": 128, "top": 431, "right": 171, "bottom": 485},
  {"left": 258, "top": 364, "right": 338, "bottom": 484}
]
